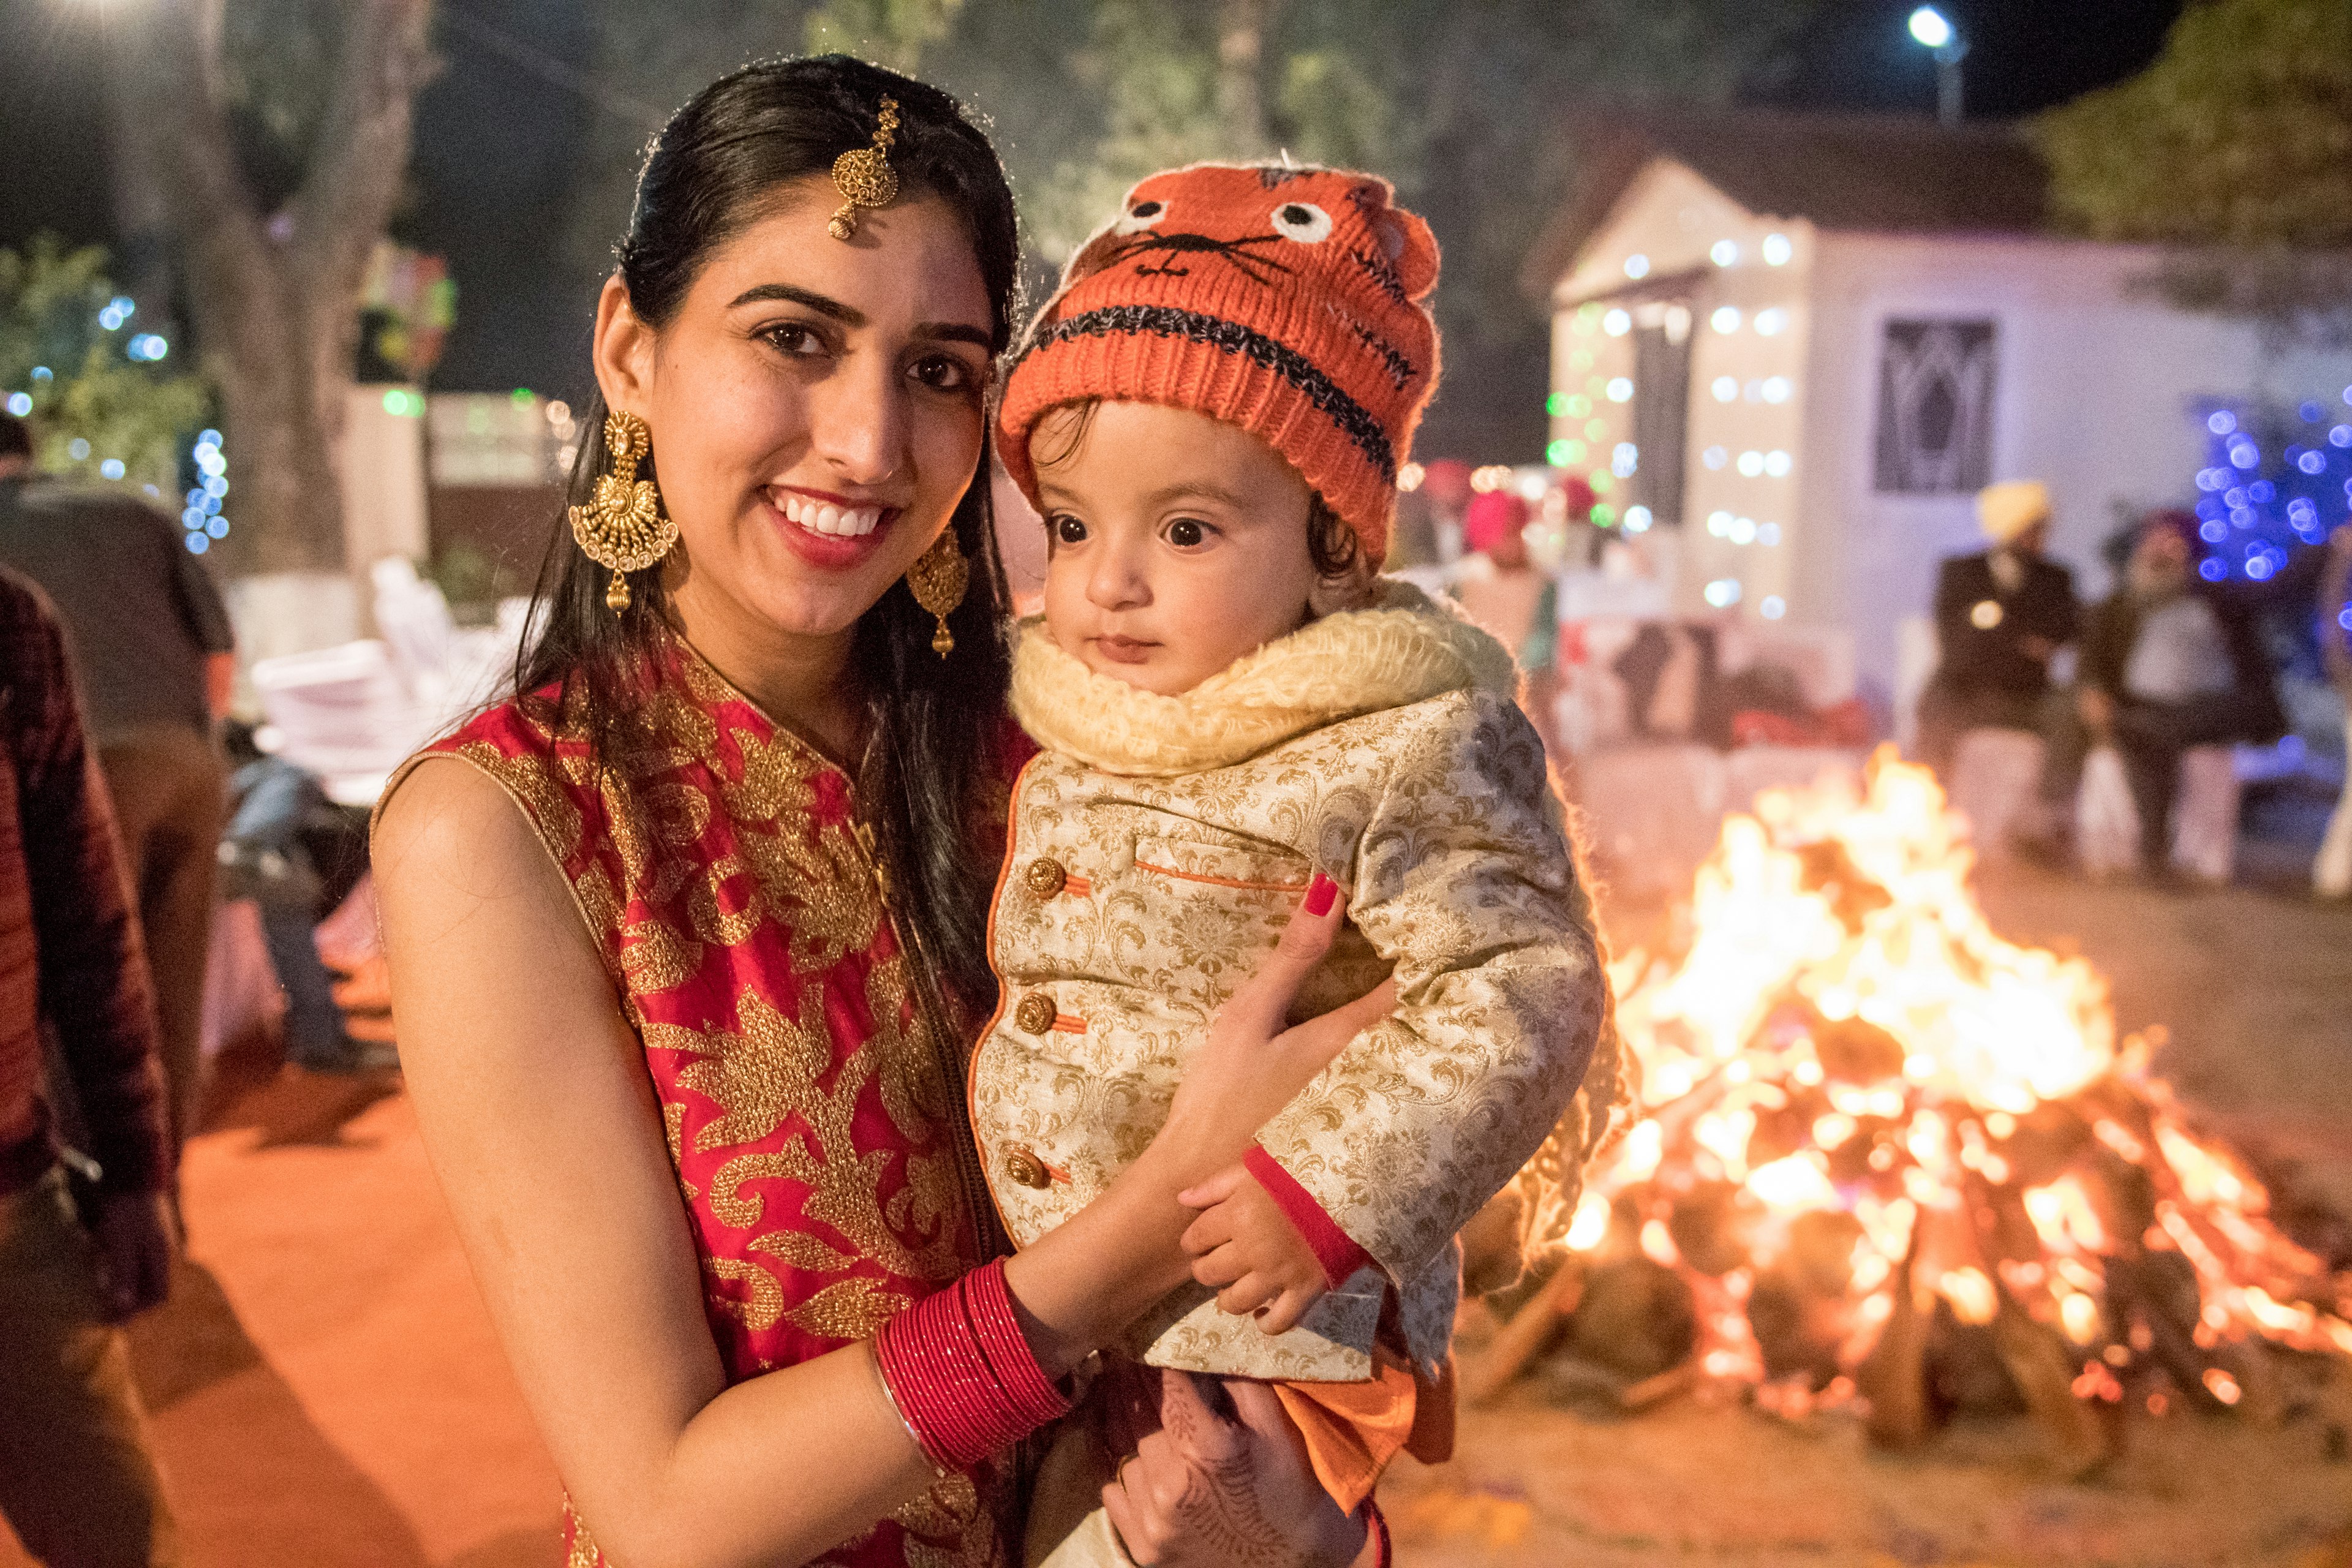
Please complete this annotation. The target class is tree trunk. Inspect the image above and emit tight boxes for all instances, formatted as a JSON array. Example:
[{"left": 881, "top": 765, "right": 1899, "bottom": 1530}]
[
  {"left": 1216, "top": 0, "right": 1273, "bottom": 157},
  {"left": 102, "top": 0, "right": 434, "bottom": 581}
]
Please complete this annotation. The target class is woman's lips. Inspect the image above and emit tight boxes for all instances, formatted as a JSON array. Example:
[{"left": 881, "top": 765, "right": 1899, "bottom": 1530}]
[
  {"left": 1090, "top": 635, "right": 1157, "bottom": 665},
  {"left": 763, "top": 487, "right": 899, "bottom": 568}
]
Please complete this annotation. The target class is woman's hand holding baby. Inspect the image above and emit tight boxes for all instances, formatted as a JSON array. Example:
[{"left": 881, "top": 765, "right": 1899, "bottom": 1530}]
[
  {"left": 1178, "top": 1167, "right": 1328, "bottom": 1334},
  {"left": 1156, "top": 875, "right": 1393, "bottom": 1188}
]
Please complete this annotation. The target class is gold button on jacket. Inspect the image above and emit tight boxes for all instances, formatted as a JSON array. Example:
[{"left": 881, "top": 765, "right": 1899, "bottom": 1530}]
[
  {"left": 1003, "top": 1147, "right": 1051, "bottom": 1189},
  {"left": 1023, "top": 856, "right": 1068, "bottom": 897},
  {"left": 1013, "top": 992, "right": 1057, "bottom": 1034}
]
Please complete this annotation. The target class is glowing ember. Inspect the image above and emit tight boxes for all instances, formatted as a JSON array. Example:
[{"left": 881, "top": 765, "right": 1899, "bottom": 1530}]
[{"left": 1569, "top": 750, "right": 2352, "bottom": 1424}]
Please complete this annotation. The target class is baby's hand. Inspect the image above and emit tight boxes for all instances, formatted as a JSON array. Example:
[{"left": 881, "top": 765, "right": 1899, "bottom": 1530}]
[{"left": 1177, "top": 1165, "right": 1328, "bottom": 1335}]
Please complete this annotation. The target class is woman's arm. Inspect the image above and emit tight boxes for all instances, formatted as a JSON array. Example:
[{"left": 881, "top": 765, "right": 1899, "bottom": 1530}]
[{"left": 377, "top": 761, "right": 1384, "bottom": 1568}]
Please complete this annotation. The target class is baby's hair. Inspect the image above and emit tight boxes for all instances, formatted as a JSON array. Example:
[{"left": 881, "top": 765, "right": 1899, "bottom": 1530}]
[{"left": 1030, "top": 397, "right": 1362, "bottom": 582}]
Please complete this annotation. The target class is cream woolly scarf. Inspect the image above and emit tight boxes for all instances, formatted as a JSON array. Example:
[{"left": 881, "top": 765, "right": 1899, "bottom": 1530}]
[{"left": 1009, "top": 579, "right": 1520, "bottom": 777}]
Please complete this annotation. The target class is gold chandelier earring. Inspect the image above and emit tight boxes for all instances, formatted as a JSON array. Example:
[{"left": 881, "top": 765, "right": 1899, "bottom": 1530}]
[
  {"left": 905, "top": 527, "right": 969, "bottom": 657},
  {"left": 569, "top": 410, "right": 680, "bottom": 612}
]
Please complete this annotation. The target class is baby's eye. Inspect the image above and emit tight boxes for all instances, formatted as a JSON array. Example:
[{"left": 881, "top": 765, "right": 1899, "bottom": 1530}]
[
  {"left": 1166, "top": 517, "right": 1207, "bottom": 548},
  {"left": 1052, "top": 514, "right": 1088, "bottom": 546}
]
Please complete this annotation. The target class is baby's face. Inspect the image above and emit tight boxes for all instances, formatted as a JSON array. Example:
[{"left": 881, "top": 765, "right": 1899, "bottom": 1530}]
[{"left": 1035, "top": 401, "right": 1321, "bottom": 696}]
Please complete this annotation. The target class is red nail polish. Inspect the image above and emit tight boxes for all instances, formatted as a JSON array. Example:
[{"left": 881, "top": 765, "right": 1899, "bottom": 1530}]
[{"left": 1304, "top": 873, "right": 1336, "bottom": 916}]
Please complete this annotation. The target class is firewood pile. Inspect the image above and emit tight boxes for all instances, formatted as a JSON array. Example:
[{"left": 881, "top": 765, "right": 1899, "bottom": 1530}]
[{"left": 1474, "top": 753, "right": 2350, "bottom": 1475}]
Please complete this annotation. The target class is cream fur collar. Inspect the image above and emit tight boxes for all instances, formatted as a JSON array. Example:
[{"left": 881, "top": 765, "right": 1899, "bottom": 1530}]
[{"left": 1009, "top": 579, "right": 1519, "bottom": 777}]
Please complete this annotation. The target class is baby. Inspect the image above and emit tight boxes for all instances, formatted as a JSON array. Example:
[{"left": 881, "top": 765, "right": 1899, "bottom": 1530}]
[{"left": 976, "top": 163, "right": 1613, "bottom": 1562}]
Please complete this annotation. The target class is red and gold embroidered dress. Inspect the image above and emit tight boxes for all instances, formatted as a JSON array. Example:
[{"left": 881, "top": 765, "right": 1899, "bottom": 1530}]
[{"left": 398, "top": 642, "right": 1017, "bottom": 1567}]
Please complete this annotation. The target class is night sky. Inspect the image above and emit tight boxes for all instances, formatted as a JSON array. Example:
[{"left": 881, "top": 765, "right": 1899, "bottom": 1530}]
[{"left": 0, "top": 0, "right": 2188, "bottom": 402}]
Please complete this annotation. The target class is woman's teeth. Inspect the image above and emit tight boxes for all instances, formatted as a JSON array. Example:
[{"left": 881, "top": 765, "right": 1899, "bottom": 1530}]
[{"left": 776, "top": 491, "right": 883, "bottom": 537}]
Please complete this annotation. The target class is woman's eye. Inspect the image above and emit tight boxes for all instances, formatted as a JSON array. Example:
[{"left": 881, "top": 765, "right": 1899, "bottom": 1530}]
[
  {"left": 1052, "top": 515, "right": 1087, "bottom": 546},
  {"left": 911, "top": 354, "right": 974, "bottom": 391},
  {"left": 1167, "top": 518, "right": 1206, "bottom": 548},
  {"left": 763, "top": 322, "right": 827, "bottom": 356}
]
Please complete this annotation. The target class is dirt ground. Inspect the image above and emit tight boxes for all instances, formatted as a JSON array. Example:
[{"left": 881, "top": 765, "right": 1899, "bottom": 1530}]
[{"left": 3, "top": 862, "right": 2348, "bottom": 1568}]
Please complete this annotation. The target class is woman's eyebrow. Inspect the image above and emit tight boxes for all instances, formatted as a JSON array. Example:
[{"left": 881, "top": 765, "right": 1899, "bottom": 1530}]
[
  {"left": 728, "top": 282, "right": 863, "bottom": 323},
  {"left": 725, "top": 285, "right": 988, "bottom": 350},
  {"left": 916, "top": 322, "right": 994, "bottom": 350}
]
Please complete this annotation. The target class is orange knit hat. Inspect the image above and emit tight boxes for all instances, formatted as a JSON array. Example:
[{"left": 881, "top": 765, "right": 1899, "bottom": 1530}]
[{"left": 997, "top": 163, "right": 1441, "bottom": 567}]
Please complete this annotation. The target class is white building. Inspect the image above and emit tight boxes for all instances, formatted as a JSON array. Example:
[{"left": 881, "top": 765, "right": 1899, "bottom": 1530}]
[{"left": 1530, "top": 113, "right": 2352, "bottom": 706}]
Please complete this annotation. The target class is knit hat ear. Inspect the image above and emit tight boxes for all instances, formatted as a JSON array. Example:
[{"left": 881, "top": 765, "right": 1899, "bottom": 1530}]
[{"left": 1355, "top": 183, "right": 1439, "bottom": 301}]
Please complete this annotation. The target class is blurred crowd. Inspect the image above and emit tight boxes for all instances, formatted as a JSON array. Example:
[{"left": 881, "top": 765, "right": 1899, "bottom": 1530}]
[{"left": 0, "top": 410, "right": 385, "bottom": 1565}]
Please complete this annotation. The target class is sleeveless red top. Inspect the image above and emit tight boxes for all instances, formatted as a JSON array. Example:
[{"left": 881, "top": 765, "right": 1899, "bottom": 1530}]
[{"left": 407, "top": 641, "right": 1019, "bottom": 1567}]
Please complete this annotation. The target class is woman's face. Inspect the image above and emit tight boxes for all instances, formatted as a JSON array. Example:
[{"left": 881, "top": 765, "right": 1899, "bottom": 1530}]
[{"left": 593, "top": 179, "right": 995, "bottom": 655}]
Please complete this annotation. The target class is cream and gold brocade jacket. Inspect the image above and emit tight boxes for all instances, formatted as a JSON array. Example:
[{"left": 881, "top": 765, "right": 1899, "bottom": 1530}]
[{"left": 974, "top": 581, "right": 1607, "bottom": 1382}]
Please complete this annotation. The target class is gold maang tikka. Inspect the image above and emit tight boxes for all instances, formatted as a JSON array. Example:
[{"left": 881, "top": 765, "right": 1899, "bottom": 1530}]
[
  {"left": 568, "top": 410, "right": 679, "bottom": 612},
  {"left": 827, "top": 97, "right": 901, "bottom": 239}
]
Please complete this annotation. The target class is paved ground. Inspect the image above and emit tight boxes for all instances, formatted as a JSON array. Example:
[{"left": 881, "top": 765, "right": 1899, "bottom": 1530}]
[{"left": 2, "top": 861, "right": 2346, "bottom": 1568}]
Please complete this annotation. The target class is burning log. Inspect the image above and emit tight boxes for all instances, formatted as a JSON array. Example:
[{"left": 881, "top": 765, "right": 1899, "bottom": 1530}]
[{"left": 1483, "top": 752, "right": 2352, "bottom": 1459}]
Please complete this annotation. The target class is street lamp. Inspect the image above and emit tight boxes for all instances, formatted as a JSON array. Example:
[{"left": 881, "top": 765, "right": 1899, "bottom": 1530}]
[{"left": 1907, "top": 6, "right": 1968, "bottom": 127}]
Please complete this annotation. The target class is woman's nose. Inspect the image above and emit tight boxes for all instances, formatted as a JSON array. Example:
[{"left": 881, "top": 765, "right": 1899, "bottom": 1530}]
[{"left": 806, "top": 356, "right": 906, "bottom": 486}]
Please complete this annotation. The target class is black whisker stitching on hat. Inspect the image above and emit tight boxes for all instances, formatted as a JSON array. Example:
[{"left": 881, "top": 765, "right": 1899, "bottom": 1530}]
[
  {"left": 1325, "top": 303, "right": 1417, "bottom": 390},
  {"left": 1016, "top": 304, "right": 1395, "bottom": 480},
  {"left": 1350, "top": 244, "right": 1411, "bottom": 308},
  {"left": 1104, "top": 230, "right": 1294, "bottom": 286}
]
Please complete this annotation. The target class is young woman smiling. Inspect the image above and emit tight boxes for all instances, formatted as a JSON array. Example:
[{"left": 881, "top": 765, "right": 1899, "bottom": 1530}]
[{"left": 372, "top": 57, "right": 1387, "bottom": 1568}]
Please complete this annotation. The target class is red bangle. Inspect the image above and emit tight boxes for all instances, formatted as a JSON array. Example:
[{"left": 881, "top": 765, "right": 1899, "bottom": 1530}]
[
  {"left": 1365, "top": 1498, "right": 1391, "bottom": 1567},
  {"left": 872, "top": 1259, "right": 1070, "bottom": 1471}
]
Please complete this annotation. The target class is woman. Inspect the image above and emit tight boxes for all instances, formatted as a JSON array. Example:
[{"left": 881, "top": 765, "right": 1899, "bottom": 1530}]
[{"left": 374, "top": 58, "right": 1388, "bottom": 1568}]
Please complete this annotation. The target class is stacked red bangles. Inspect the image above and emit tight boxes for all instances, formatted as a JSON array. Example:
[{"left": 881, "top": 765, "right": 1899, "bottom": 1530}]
[{"left": 873, "top": 1259, "right": 1070, "bottom": 1472}]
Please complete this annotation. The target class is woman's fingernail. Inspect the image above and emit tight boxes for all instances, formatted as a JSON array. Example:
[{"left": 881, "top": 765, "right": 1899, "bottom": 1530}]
[{"left": 1304, "top": 873, "right": 1337, "bottom": 916}]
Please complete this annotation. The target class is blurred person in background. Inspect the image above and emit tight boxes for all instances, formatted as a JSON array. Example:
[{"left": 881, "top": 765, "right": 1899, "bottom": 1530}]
[
  {"left": 0, "top": 564, "right": 181, "bottom": 1567},
  {"left": 1915, "top": 478, "right": 2079, "bottom": 777},
  {"left": 1419, "top": 456, "right": 1474, "bottom": 563},
  {"left": 2317, "top": 524, "right": 2352, "bottom": 899},
  {"left": 218, "top": 725, "right": 393, "bottom": 1074},
  {"left": 0, "top": 411, "right": 236, "bottom": 1148},
  {"left": 2032, "top": 511, "right": 2284, "bottom": 876},
  {"left": 1453, "top": 487, "right": 1546, "bottom": 660}
]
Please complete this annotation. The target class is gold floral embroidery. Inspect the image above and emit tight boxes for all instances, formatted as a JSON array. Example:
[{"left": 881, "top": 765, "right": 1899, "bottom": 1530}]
[
  {"left": 782, "top": 1275, "right": 909, "bottom": 1340},
  {"left": 662, "top": 1102, "right": 698, "bottom": 1200},
  {"left": 655, "top": 988, "right": 833, "bottom": 1153},
  {"left": 865, "top": 954, "right": 946, "bottom": 1142},
  {"left": 687, "top": 854, "right": 765, "bottom": 948},
  {"left": 621, "top": 914, "right": 702, "bottom": 993},
  {"left": 721, "top": 725, "right": 825, "bottom": 823},
  {"left": 705, "top": 1254, "right": 785, "bottom": 1332},
  {"left": 748, "top": 1229, "right": 859, "bottom": 1272},
  {"left": 564, "top": 1499, "right": 600, "bottom": 1568},
  {"left": 651, "top": 989, "right": 961, "bottom": 1282}
]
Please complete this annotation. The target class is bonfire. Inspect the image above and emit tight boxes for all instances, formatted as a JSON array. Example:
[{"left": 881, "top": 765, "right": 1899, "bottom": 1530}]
[{"left": 1482, "top": 752, "right": 2352, "bottom": 1474}]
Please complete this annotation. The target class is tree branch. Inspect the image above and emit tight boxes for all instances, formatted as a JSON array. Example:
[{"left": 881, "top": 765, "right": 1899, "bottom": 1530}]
[{"left": 290, "top": 0, "right": 438, "bottom": 319}]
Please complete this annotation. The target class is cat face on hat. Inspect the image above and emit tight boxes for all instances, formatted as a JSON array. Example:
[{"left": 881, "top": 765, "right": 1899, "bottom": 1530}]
[{"left": 999, "top": 163, "right": 1442, "bottom": 567}]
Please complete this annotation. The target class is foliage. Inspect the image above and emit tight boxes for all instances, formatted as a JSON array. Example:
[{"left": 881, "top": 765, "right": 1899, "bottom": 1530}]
[
  {"left": 556, "top": 0, "right": 1822, "bottom": 453},
  {"left": 0, "top": 237, "right": 213, "bottom": 492},
  {"left": 804, "top": 0, "right": 968, "bottom": 72},
  {"left": 2037, "top": 0, "right": 2352, "bottom": 343}
]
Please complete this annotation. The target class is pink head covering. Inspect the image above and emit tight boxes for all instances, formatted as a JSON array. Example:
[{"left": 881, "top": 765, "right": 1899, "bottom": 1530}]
[{"left": 1462, "top": 490, "right": 1530, "bottom": 557}]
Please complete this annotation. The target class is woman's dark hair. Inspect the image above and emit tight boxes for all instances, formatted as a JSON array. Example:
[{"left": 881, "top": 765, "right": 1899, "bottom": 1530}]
[{"left": 513, "top": 55, "right": 1020, "bottom": 1008}]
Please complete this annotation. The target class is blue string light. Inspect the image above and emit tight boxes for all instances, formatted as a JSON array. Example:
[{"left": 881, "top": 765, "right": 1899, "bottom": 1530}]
[{"left": 2192, "top": 398, "right": 2351, "bottom": 578}]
